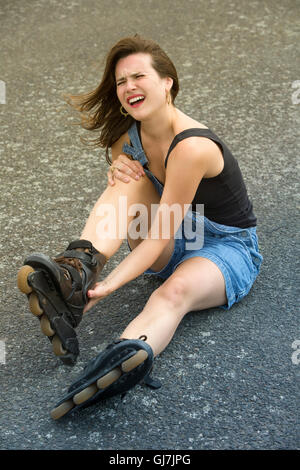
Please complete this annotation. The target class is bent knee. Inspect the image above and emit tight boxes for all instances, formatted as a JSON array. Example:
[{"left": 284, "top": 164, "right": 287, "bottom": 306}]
[{"left": 152, "top": 276, "right": 190, "bottom": 310}]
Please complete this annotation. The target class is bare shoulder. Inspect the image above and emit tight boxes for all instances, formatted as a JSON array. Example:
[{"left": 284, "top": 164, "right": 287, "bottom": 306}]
[
  {"left": 111, "top": 132, "right": 131, "bottom": 161},
  {"left": 170, "top": 111, "right": 224, "bottom": 176},
  {"left": 167, "top": 136, "right": 223, "bottom": 179},
  {"left": 171, "top": 135, "right": 214, "bottom": 165},
  {"left": 172, "top": 111, "right": 215, "bottom": 159}
]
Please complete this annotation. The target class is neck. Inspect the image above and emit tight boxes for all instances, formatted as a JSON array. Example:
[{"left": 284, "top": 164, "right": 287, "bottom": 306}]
[{"left": 140, "top": 105, "right": 178, "bottom": 141}]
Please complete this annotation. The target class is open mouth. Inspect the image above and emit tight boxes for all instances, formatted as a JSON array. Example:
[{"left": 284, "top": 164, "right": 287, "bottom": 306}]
[{"left": 127, "top": 95, "right": 145, "bottom": 107}]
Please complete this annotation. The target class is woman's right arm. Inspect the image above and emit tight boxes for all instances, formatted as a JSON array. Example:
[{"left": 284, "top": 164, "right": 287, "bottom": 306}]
[{"left": 108, "top": 133, "right": 145, "bottom": 186}]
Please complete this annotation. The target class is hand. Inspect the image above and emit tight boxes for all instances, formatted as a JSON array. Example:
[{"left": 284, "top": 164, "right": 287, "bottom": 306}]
[
  {"left": 108, "top": 154, "right": 145, "bottom": 186},
  {"left": 83, "top": 281, "right": 112, "bottom": 314}
]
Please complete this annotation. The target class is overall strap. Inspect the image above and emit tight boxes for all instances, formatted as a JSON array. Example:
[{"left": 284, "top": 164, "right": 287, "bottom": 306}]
[
  {"left": 122, "top": 121, "right": 149, "bottom": 167},
  {"left": 164, "top": 128, "right": 225, "bottom": 168}
]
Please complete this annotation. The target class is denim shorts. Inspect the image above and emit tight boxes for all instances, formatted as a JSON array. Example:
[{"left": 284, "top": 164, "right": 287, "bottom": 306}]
[{"left": 127, "top": 170, "right": 263, "bottom": 310}]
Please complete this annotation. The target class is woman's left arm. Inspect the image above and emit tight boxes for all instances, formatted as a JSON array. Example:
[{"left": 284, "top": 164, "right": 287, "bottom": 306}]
[{"left": 84, "top": 138, "right": 209, "bottom": 311}]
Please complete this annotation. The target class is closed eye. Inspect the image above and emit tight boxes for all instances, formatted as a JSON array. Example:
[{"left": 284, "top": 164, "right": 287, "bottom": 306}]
[{"left": 116, "top": 73, "right": 145, "bottom": 86}]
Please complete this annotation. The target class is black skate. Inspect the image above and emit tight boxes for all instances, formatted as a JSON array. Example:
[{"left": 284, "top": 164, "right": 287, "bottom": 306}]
[
  {"left": 50, "top": 337, "right": 161, "bottom": 420},
  {"left": 17, "top": 239, "right": 106, "bottom": 366}
]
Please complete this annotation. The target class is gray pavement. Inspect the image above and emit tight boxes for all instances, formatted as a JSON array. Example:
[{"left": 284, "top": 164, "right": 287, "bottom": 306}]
[{"left": 0, "top": 0, "right": 299, "bottom": 450}]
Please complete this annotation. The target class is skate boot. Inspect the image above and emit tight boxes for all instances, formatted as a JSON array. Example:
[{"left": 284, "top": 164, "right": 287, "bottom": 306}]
[
  {"left": 50, "top": 336, "right": 161, "bottom": 420},
  {"left": 17, "top": 239, "right": 106, "bottom": 366}
]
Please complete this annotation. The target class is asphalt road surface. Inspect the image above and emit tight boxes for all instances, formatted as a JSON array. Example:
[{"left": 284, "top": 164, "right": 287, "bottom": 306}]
[{"left": 0, "top": 0, "right": 299, "bottom": 450}]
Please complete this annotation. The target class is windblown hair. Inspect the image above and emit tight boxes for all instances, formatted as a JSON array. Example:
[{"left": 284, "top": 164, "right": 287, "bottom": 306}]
[{"left": 64, "top": 34, "right": 179, "bottom": 164}]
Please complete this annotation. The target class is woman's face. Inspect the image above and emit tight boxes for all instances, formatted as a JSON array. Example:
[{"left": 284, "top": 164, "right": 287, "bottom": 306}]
[{"left": 115, "top": 52, "right": 172, "bottom": 120}]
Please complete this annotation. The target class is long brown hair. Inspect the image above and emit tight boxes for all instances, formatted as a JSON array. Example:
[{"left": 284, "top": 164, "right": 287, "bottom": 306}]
[{"left": 64, "top": 35, "right": 179, "bottom": 164}]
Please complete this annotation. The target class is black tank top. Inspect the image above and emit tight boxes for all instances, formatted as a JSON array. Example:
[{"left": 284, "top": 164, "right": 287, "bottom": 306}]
[
  {"left": 164, "top": 128, "right": 257, "bottom": 228},
  {"left": 137, "top": 121, "right": 256, "bottom": 228}
]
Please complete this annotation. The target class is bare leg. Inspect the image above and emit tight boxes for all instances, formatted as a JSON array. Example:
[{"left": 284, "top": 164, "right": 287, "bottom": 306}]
[
  {"left": 80, "top": 176, "right": 175, "bottom": 271},
  {"left": 80, "top": 176, "right": 160, "bottom": 260},
  {"left": 121, "top": 257, "right": 227, "bottom": 356}
]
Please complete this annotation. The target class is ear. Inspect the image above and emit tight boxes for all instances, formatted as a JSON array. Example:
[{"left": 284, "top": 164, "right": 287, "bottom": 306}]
[{"left": 165, "top": 76, "right": 173, "bottom": 92}]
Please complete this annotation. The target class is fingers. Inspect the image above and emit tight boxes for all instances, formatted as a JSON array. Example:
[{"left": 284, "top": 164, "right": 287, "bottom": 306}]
[
  {"left": 83, "top": 283, "right": 110, "bottom": 314},
  {"left": 108, "top": 154, "right": 145, "bottom": 186},
  {"left": 83, "top": 295, "right": 103, "bottom": 314},
  {"left": 107, "top": 167, "right": 115, "bottom": 186},
  {"left": 83, "top": 291, "right": 97, "bottom": 313}
]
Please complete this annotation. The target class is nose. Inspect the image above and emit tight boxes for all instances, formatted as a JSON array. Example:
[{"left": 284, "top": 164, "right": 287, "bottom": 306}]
[{"left": 125, "top": 78, "right": 137, "bottom": 92}]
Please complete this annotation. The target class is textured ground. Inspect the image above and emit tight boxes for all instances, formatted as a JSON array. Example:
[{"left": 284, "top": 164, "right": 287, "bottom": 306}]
[{"left": 0, "top": 0, "right": 299, "bottom": 450}]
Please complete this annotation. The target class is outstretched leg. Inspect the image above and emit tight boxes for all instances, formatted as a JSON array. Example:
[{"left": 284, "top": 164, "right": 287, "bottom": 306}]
[
  {"left": 49, "top": 256, "right": 226, "bottom": 417},
  {"left": 121, "top": 257, "right": 227, "bottom": 356}
]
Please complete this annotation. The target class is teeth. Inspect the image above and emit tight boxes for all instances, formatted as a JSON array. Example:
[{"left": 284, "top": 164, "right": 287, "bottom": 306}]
[{"left": 129, "top": 96, "right": 144, "bottom": 104}]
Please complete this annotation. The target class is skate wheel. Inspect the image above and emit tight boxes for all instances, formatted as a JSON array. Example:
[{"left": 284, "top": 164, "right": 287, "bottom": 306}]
[
  {"left": 52, "top": 335, "right": 67, "bottom": 356},
  {"left": 17, "top": 265, "right": 35, "bottom": 294},
  {"left": 40, "top": 315, "right": 55, "bottom": 337},
  {"left": 121, "top": 350, "right": 148, "bottom": 373},
  {"left": 29, "top": 292, "right": 43, "bottom": 317},
  {"left": 73, "top": 383, "right": 98, "bottom": 405},
  {"left": 97, "top": 368, "right": 122, "bottom": 389},
  {"left": 50, "top": 399, "right": 74, "bottom": 420}
]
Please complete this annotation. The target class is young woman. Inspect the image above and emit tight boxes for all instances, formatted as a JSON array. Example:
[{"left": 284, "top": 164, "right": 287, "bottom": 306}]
[{"left": 17, "top": 35, "right": 262, "bottom": 419}]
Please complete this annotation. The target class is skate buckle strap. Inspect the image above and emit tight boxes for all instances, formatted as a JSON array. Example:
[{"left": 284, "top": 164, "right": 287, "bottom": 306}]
[
  {"left": 109, "top": 336, "right": 147, "bottom": 348},
  {"left": 67, "top": 240, "right": 106, "bottom": 259},
  {"left": 144, "top": 373, "right": 162, "bottom": 390},
  {"left": 67, "top": 240, "right": 94, "bottom": 252},
  {"left": 62, "top": 250, "right": 97, "bottom": 267},
  {"left": 68, "top": 240, "right": 107, "bottom": 264}
]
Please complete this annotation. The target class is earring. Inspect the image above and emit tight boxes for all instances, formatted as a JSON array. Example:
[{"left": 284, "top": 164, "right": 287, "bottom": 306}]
[
  {"left": 120, "top": 105, "right": 129, "bottom": 117},
  {"left": 166, "top": 90, "right": 171, "bottom": 105}
]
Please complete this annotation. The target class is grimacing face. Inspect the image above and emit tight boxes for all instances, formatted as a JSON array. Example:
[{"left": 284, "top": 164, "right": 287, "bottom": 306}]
[{"left": 115, "top": 52, "right": 173, "bottom": 119}]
